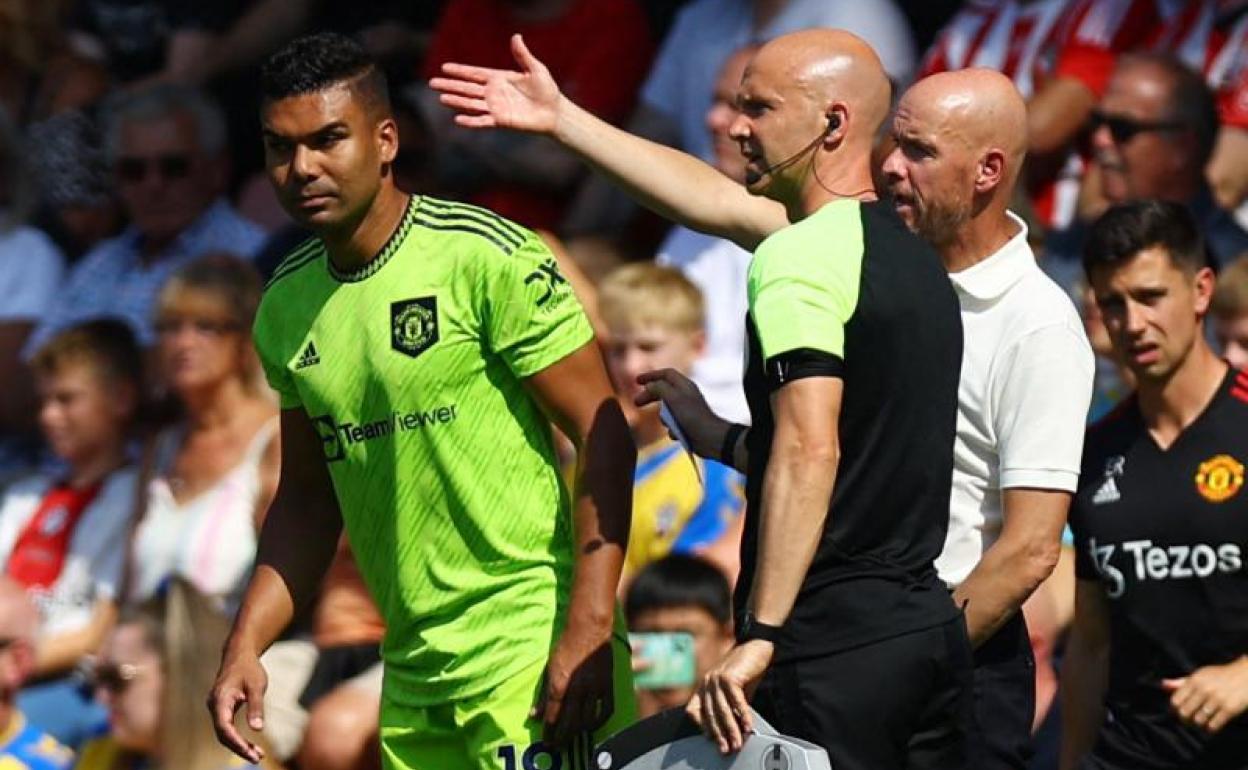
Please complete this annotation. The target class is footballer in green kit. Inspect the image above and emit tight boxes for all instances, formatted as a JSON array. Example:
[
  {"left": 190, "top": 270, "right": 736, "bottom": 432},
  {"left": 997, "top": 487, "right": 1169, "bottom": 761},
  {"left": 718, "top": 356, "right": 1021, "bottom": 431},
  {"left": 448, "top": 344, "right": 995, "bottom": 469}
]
[{"left": 208, "top": 33, "right": 637, "bottom": 770}]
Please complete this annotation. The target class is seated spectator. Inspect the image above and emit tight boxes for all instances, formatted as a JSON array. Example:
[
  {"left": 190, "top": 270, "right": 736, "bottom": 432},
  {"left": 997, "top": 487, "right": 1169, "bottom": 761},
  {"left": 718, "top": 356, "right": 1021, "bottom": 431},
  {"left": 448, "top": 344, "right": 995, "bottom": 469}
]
[
  {"left": 599, "top": 264, "right": 744, "bottom": 589},
  {"left": 0, "top": 0, "right": 109, "bottom": 128},
  {"left": 0, "top": 577, "right": 74, "bottom": 769},
  {"left": 420, "top": 0, "right": 656, "bottom": 232},
  {"left": 128, "top": 255, "right": 277, "bottom": 613},
  {"left": 654, "top": 45, "right": 753, "bottom": 423},
  {"left": 77, "top": 580, "right": 277, "bottom": 770},
  {"left": 0, "top": 106, "right": 67, "bottom": 475},
  {"left": 1043, "top": 53, "right": 1248, "bottom": 291},
  {"left": 1213, "top": 255, "right": 1248, "bottom": 368},
  {"left": 23, "top": 84, "right": 266, "bottom": 358},
  {"left": 624, "top": 554, "right": 734, "bottom": 719},
  {"left": 0, "top": 321, "right": 142, "bottom": 747}
]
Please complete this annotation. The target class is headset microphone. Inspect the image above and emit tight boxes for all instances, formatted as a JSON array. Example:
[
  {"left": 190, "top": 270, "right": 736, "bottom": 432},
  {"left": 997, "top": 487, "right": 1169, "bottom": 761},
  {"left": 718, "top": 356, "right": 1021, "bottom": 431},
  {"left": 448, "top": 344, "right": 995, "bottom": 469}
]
[{"left": 743, "top": 115, "right": 840, "bottom": 186}]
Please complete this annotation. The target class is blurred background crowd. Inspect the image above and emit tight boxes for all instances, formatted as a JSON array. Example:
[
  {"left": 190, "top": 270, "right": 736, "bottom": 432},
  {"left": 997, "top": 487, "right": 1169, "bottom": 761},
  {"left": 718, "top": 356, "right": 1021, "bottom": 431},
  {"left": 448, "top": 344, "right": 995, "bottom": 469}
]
[{"left": 1, "top": 0, "right": 1248, "bottom": 769}]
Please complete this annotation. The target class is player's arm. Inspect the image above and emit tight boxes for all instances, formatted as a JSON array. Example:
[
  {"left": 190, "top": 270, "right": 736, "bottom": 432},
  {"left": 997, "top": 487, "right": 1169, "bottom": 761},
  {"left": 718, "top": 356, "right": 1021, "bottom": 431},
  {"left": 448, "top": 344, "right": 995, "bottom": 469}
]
[
  {"left": 954, "top": 489, "right": 1067, "bottom": 646},
  {"left": 1059, "top": 578, "right": 1111, "bottom": 770},
  {"left": 210, "top": 407, "right": 343, "bottom": 763},
  {"left": 430, "top": 34, "right": 789, "bottom": 251},
  {"left": 524, "top": 341, "right": 635, "bottom": 746}
]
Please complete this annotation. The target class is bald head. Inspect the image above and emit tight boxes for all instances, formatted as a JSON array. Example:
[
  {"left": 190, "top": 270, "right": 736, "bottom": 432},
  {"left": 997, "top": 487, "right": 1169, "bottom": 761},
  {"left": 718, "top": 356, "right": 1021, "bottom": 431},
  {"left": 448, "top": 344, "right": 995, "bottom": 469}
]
[
  {"left": 901, "top": 69, "right": 1028, "bottom": 181},
  {"left": 752, "top": 29, "right": 893, "bottom": 143}
]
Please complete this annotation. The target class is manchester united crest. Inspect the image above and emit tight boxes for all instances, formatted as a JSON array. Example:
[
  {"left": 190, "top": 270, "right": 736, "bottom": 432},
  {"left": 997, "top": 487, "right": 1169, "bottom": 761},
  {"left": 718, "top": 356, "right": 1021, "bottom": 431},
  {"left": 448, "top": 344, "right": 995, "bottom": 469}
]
[
  {"left": 391, "top": 297, "right": 438, "bottom": 359},
  {"left": 1194, "top": 454, "right": 1244, "bottom": 503}
]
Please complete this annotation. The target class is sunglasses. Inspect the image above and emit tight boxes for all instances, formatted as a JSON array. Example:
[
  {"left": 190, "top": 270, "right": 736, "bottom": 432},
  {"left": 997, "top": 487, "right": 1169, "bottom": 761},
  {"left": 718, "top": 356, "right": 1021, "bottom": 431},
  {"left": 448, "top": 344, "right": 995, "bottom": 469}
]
[
  {"left": 116, "top": 154, "right": 192, "bottom": 183},
  {"left": 90, "top": 661, "right": 144, "bottom": 693},
  {"left": 1089, "top": 110, "right": 1186, "bottom": 143},
  {"left": 154, "top": 317, "right": 242, "bottom": 337}
]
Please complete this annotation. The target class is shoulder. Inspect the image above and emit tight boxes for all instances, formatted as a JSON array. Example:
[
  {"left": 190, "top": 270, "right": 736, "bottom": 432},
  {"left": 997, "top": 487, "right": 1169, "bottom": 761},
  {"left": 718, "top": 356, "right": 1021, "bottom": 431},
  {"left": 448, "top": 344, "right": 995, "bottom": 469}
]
[
  {"left": 410, "top": 196, "right": 536, "bottom": 259},
  {"left": 0, "top": 226, "right": 64, "bottom": 266},
  {"left": 1005, "top": 269, "right": 1091, "bottom": 352},
  {"left": 263, "top": 236, "right": 325, "bottom": 293},
  {"left": 93, "top": 466, "right": 140, "bottom": 511},
  {"left": 1084, "top": 397, "right": 1139, "bottom": 455},
  {"left": 755, "top": 199, "right": 864, "bottom": 264}
]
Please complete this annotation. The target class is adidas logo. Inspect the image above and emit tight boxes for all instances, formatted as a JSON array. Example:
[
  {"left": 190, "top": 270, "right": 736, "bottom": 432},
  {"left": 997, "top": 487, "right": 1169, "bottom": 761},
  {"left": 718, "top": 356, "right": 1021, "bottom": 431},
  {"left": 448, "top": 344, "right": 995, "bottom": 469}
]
[
  {"left": 295, "top": 341, "right": 320, "bottom": 369},
  {"left": 1093, "top": 475, "right": 1121, "bottom": 505}
]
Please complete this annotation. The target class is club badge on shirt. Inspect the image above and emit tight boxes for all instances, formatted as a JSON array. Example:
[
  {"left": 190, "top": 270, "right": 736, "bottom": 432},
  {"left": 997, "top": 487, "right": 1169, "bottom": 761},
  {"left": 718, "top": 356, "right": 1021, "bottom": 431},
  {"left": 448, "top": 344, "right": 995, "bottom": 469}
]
[
  {"left": 1195, "top": 454, "right": 1244, "bottom": 503},
  {"left": 391, "top": 297, "right": 439, "bottom": 359}
]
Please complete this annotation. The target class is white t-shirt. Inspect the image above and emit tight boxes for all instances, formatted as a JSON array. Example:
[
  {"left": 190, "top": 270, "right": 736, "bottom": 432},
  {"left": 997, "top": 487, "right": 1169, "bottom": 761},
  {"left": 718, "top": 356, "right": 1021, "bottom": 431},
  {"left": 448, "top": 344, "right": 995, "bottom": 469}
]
[
  {"left": 656, "top": 226, "right": 752, "bottom": 424},
  {"left": 0, "top": 468, "right": 137, "bottom": 638},
  {"left": 0, "top": 224, "right": 66, "bottom": 323},
  {"left": 641, "top": 0, "right": 916, "bottom": 161},
  {"left": 935, "top": 213, "right": 1095, "bottom": 586}
]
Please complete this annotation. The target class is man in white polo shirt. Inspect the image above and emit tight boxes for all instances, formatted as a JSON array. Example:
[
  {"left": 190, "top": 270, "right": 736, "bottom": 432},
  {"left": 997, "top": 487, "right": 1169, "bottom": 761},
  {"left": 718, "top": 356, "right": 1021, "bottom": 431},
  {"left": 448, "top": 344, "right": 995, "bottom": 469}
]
[{"left": 882, "top": 69, "right": 1095, "bottom": 769}]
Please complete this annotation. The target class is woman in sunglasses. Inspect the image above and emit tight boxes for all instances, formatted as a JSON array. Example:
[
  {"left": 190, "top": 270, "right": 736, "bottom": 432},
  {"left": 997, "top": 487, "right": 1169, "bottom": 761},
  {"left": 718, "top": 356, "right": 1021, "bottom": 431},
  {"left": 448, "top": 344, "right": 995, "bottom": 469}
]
[
  {"left": 127, "top": 254, "right": 278, "bottom": 615},
  {"left": 76, "top": 580, "right": 280, "bottom": 770}
]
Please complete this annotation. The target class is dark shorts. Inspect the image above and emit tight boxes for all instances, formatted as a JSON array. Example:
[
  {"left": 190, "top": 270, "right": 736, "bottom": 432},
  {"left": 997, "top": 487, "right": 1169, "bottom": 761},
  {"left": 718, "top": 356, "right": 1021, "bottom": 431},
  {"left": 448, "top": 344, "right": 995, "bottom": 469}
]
[
  {"left": 753, "top": 615, "right": 976, "bottom": 770},
  {"left": 298, "top": 641, "right": 382, "bottom": 708},
  {"left": 971, "top": 611, "right": 1036, "bottom": 770}
]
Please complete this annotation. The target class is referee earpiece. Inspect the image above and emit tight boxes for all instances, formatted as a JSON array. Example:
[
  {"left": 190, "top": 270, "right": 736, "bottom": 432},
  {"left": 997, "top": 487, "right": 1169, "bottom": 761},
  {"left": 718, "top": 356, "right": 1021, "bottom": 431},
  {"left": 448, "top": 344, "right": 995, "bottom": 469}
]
[{"left": 826, "top": 114, "right": 841, "bottom": 135}]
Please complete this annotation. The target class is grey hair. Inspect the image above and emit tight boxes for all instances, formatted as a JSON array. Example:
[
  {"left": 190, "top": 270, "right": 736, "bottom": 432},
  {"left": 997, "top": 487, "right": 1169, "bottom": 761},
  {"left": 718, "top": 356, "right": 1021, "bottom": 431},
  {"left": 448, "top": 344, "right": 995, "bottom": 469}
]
[
  {"left": 0, "top": 106, "right": 34, "bottom": 231},
  {"left": 102, "top": 83, "right": 228, "bottom": 162}
]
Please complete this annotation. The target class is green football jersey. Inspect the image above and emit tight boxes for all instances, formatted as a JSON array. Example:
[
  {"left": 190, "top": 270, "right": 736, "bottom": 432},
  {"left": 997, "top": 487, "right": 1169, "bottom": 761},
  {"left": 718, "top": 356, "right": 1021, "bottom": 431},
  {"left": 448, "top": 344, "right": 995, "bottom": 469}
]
[{"left": 253, "top": 195, "right": 594, "bottom": 707}]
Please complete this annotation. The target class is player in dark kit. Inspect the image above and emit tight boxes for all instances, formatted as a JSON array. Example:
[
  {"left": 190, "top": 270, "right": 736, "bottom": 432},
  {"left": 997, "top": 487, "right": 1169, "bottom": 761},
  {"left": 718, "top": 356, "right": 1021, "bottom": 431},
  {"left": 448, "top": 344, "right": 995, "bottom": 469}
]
[{"left": 1062, "top": 200, "right": 1248, "bottom": 770}]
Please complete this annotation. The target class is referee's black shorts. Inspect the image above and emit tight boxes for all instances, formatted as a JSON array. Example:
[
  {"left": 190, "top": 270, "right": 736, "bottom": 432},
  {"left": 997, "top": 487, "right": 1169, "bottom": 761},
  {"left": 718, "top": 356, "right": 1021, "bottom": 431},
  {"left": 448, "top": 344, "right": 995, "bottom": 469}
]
[
  {"left": 971, "top": 611, "right": 1036, "bottom": 770},
  {"left": 752, "top": 615, "right": 976, "bottom": 770}
]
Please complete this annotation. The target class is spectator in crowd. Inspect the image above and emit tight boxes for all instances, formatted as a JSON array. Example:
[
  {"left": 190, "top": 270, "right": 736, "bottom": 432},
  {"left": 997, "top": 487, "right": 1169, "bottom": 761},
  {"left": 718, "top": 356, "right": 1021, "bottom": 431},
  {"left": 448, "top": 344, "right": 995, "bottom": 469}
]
[
  {"left": 23, "top": 84, "right": 266, "bottom": 358},
  {"left": 599, "top": 264, "right": 744, "bottom": 589},
  {"left": 127, "top": 255, "right": 276, "bottom": 612},
  {"left": 0, "top": 0, "right": 109, "bottom": 129},
  {"left": 418, "top": 0, "right": 655, "bottom": 232},
  {"left": 293, "top": 541, "right": 386, "bottom": 770},
  {"left": 563, "top": 0, "right": 915, "bottom": 234},
  {"left": 654, "top": 46, "right": 753, "bottom": 424},
  {"left": 881, "top": 69, "right": 1094, "bottom": 769},
  {"left": 0, "top": 578, "right": 74, "bottom": 770},
  {"left": 1213, "top": 255, "right": 1248, "bottom": 368},
  {"left": 918, "top": 0, "right": 1161, "bottom": 231},
  {"left": 1044, "top": 54, "right": 1248, "bottom": 290},
  {"left": 1063, "top": 200, "right": 1248, "bottom": 770},
  {"left": 77, "top": 581, "right": 277, "bottom": 770},
  {"left": 624, "top": 555, "right": 734, "bottom": 719},
  {"left": 0, "top": 106, "right": 66, "bottom": 469},
  {"left": 0, "top": 321, "right": 142, "bottom": 747}
]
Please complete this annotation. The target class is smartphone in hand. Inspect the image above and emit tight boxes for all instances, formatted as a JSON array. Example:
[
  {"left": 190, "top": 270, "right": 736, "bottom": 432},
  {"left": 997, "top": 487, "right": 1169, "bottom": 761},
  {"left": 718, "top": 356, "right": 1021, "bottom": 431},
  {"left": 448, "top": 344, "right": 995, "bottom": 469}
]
[{"left": 629, "top": 631, "right": 696, "bottom": 690}]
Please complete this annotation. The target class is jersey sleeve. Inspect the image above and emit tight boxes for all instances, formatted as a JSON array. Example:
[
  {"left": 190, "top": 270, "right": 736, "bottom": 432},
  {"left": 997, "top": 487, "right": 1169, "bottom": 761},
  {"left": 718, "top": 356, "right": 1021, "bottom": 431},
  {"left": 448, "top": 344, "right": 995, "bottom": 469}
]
[
  {"left": 481, "top": 233, "right": 594, "bottom": 378},
  {"left": 252, "top": 298, "right": 301, "bottom": 409},
  {"left": 746, "top": 204, "right": 863, "bottom": 366},
  {"left": 993, "top": 323, "right": 1095, "bottom": 491}
]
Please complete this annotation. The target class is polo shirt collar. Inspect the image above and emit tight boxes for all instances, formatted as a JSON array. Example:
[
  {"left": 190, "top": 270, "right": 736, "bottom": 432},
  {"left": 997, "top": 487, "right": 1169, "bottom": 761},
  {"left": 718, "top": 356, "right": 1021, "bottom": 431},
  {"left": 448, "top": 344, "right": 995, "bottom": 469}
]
[{"left": 948, "top": 211, "right": 1032, "bottom": 302}]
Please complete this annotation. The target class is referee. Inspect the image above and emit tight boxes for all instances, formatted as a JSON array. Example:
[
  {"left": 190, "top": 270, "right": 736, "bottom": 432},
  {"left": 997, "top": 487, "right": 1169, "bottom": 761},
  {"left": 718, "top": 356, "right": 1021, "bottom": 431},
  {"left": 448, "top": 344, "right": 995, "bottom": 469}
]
[
  {"left": 1062, "top": 201, "right": 1248, "bottom": 770},
  {"left": 432, "top": 29, "right": 974, "bottom": 770}
]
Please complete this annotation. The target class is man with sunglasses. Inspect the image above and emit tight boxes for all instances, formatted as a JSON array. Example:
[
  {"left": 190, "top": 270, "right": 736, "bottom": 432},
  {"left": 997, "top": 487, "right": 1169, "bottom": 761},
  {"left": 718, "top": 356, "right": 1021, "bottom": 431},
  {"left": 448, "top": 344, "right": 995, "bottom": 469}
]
[
  {"left": 0, "top": 578, "right": 73, "bottom": 770},
  {"left": 23, "top": 84, "right": 264, "bottom": 358},
  {"left": 1043, "top": 53, "right": 1248, "bottom": 291}
]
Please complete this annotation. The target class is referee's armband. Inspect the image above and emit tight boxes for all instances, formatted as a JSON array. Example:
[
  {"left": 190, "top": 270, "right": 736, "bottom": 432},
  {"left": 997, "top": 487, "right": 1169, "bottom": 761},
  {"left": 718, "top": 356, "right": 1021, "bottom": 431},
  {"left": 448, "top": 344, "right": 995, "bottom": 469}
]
[{"left": 765, "top": 348, "right": 845, "bottom": 389}]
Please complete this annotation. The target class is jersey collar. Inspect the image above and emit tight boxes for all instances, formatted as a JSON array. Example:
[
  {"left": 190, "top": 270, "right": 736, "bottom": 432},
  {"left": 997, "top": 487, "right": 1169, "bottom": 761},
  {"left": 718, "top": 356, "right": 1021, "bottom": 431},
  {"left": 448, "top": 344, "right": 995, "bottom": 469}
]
[
  {"left": 327, "top": 195, "right": 418, "bottom": 283},
  {"left": 948, "top": 211, "right": 1034, "bottom": 302}
]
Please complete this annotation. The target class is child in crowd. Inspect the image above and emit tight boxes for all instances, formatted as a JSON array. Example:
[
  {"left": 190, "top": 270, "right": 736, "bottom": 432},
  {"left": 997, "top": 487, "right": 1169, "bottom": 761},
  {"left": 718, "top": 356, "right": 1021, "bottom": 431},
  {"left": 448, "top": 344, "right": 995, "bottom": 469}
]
[
  {"left": 624, "top": 555, "right": 735, "bottom": 719},
  {"left": 598, "top": 264, "right": 744, "bottom": 590},
  {"left": 1212, "top": 255, "right": 1248, "bottom": 369},
  {"left": 0, "top": 320, "right": 142, "bottom": 746}
]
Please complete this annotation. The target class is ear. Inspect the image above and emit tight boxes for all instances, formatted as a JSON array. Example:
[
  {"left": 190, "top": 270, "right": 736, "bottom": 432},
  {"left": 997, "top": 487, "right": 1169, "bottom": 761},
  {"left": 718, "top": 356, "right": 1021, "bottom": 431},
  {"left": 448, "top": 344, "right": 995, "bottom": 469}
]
[
  {"left": 822, "top": 104, "right": 849, "bottom": 147},
  {"left": 974, "top": 148, "right": 1006, "bottom": 194},
  {"left": 689, "top": 329, "right": 707, "bottom": 359},
  {"left": 111, "top": 380, "right": 139, "bottom": 424},
  {"left": 377, "top": 116, "right": 400, "bottom": 165},
  {"left": 1193, "top": 265, "right": 1216, "bottom": 316}
]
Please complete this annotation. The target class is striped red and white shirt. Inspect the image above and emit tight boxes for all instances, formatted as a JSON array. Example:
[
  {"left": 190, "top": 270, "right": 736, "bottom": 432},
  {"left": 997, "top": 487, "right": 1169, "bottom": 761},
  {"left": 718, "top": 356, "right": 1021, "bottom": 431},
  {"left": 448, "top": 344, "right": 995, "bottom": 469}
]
[{"left": 1150, "top": 0, "right": 1248, "bottom": 129}]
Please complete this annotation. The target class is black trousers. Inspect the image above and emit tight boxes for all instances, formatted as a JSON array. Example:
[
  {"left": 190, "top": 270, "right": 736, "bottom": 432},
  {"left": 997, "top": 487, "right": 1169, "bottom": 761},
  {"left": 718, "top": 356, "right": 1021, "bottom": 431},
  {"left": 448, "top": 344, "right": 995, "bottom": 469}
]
[
  {"left": 753, "top": 616, "right": 976, "bottom": 770},
  {"left": 971, "top": 612, "right": 1037, "bottom": 770}
]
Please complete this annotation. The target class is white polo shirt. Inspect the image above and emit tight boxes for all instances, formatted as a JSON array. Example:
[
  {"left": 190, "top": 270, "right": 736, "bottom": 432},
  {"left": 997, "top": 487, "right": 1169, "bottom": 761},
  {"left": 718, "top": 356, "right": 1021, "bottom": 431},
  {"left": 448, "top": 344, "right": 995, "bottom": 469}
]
[{"left": 935, "top": 213, "right": 1095, "bottom": 587}]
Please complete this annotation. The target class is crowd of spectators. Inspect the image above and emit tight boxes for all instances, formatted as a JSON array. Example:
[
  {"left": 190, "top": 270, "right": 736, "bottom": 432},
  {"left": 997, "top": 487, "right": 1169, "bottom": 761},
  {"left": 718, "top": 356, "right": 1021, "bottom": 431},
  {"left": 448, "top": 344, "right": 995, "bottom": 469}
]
[{"left": 1, "top": 1, "right": 1248, "bottom": 769}]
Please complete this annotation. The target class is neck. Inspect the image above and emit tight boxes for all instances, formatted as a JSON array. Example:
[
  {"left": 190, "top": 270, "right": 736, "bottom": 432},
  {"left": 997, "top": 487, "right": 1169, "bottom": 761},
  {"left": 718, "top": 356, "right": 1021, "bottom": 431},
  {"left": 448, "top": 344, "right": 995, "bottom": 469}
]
[
  {"left": 942, "top": 208, "right": 1018, "bottom": 273},
  {"left": 322, "top": 185, "right": 409, "bottom": 275},
  {"left": 179, "top": 376, "right": 251, "bottom": 431},
  {"left": 792, "top": 154, "right": 876, "bottom": 221},
  {"left": 67, "top": 442, "right": 128, "bottom": 489},
  {"left": 632, "top": 407, "right": 667, "bottom": 448},
  {"left": 752, "top": 0, "right": 788, "bottom": 29},
  {"left": 1137, "top": 340, "right": 1227, "bottom": 445}
]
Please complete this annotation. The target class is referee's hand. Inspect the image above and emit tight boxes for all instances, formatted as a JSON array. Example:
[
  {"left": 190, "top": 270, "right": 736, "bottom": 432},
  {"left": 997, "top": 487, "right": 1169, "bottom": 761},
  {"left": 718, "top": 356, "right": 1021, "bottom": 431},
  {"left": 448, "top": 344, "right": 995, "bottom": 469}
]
[
  {"left": 636, "top": 369, "right": 724, "bottom": 460},
  {"left": 207, "top": 648, "right": 269, "bottom": 764},
  {"left": 432, "top": 34, "right": 562, "bottom": 135},
  {"left": 687, "top": 640, "right": 773, "bottom": 754}
]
